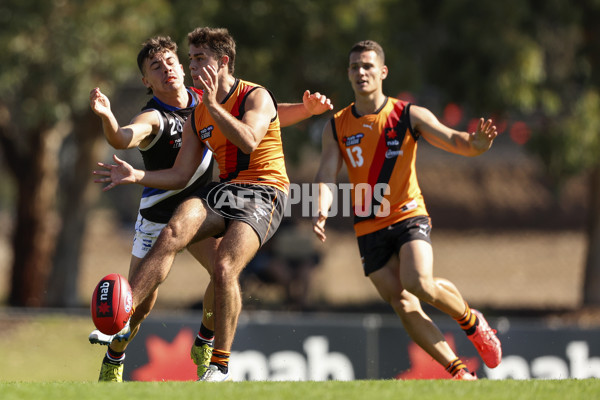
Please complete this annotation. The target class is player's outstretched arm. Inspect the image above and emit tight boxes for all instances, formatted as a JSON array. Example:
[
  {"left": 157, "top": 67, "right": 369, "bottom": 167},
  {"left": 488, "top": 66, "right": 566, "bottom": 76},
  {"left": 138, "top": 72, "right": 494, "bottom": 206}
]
[
  {"left": 93, "top": 118, "right": 205, "bottom": 191},
  {"left": 279, "top": 90, "right": 334, "bottom": 128},
  {"left": 313, "top": 121, "right": 343, "bottom": 242},
  {"left": 89, "top": 87, "right": 157, "bottom": 149},
  {"left": 93, "top": 154, "right": 142, "bottom": 192},
  {"left": 411, "top": 105, "right": 497, "bottom": 157}
]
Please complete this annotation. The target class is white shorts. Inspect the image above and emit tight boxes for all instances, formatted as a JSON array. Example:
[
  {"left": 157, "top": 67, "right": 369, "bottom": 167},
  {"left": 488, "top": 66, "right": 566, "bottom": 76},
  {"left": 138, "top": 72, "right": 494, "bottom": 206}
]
[{"left": 131, "top": 213, "right": 167, "bottom": 259}]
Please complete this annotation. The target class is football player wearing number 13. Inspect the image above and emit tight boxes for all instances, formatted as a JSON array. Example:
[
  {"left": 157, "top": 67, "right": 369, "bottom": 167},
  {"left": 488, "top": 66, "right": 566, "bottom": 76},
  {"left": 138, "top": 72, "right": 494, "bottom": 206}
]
[
  {"left": 313, "top": 40, "right": 502, "bottom": 380},
  {"left": 94, "top": 27, "right": 312, "bottom": 382}
]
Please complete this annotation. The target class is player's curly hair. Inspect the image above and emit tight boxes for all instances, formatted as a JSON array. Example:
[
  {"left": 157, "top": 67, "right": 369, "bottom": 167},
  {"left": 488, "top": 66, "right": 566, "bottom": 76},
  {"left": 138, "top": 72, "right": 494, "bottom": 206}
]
[
  {"left": 187, "top": 27, "right": 236, "bottom": 75},
  {"left": 349, "top": 40, "right": 385, "bottom": 64}
]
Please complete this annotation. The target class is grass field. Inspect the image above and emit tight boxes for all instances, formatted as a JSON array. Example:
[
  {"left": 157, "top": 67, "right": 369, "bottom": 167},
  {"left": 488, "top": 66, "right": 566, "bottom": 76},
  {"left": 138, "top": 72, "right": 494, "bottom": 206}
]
[
  {"left": 1, "top": 380, "right": 599, "bottom": 400},
  {"left": 2, "top": 313, "right": 600, "bottom": 400}
]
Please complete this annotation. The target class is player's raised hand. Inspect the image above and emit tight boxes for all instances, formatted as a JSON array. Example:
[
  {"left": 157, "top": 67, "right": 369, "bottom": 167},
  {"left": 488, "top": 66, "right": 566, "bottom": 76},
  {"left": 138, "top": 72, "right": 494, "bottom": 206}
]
[
  {"left": 93, "top": 154, "right": 138, "bottom": 192},
  {"left": 195, "top": 65, "right": 219, "bottom": 107},
  {"left": 90, "top": 87, "right": 111, "bottom": 117},
  {"left": 303, "top": 90, "right": 334, "bottom": 116},
  {"left": 470, "top": 118, "right": 497, "bottom": 152}
]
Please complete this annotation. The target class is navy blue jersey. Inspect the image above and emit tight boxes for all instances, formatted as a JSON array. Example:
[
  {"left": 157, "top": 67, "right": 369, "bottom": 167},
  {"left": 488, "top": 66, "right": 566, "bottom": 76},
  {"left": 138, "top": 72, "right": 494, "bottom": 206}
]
[{"left": 137, "top": 87, "right": 213, "bottom": 223}]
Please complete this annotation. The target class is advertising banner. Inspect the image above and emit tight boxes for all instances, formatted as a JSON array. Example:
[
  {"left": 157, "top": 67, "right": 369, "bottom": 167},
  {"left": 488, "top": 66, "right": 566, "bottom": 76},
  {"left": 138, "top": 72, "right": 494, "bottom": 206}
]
[{"left": 122, "top": 311, "right": 600, "bottom": 381}]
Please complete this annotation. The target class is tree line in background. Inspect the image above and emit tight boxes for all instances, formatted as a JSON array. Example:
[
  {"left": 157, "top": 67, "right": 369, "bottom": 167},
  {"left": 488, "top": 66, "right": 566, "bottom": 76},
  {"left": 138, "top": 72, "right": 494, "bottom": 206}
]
[{"left": 0, "top": 0, "right": 599, "bottom": 307}]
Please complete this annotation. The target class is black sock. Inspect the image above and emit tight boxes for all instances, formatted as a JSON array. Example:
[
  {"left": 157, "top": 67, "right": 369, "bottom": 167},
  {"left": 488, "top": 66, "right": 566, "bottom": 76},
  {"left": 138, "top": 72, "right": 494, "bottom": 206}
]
[
  {"left": 211, "top": 361, "right": 228, "bottom": 374},
  {"left": 105, "top": 348, "right": 125, "bottom": 365},
  {"left": 194, "top": 323, "right": 215, "bottom": 347}
]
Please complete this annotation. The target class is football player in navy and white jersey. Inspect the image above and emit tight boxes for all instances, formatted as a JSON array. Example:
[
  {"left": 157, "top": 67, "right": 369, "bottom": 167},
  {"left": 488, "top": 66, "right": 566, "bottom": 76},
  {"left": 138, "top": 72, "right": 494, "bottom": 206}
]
[{"left": 89, "top": 35, "right": 332, "bottom": 382}]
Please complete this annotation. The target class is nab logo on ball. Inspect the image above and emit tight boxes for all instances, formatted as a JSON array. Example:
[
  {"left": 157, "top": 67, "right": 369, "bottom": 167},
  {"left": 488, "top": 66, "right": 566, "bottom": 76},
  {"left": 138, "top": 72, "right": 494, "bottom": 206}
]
[
  {"left": 91, "top": 273, "right": 132, "bottom": 335},
  {"left": 96, "top": 280, "right": 115, "bottom": 318}
]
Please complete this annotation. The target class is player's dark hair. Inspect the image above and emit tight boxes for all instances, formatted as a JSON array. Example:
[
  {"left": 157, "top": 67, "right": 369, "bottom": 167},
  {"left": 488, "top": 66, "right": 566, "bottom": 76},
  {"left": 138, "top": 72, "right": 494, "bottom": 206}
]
[
  {"left": 187, "top": 27, "right": 236, "bottom": 75},
  {"left": 137, "top": 36, "right": 179, "bottom": 95},
  {"left": 349, "top": 40, "right": 385, "bottom": 64},
  {"left": 137, "top": 36, "right": 178, "bottom": 74}
]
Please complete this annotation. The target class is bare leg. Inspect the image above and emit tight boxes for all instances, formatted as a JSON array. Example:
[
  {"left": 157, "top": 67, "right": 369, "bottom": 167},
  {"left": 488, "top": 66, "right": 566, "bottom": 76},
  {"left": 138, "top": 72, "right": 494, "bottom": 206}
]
[
  {"left": 369, "top": 254, "right": 458, "bottom": 367},
  {"left": 187, "top": 238, "right": 220, "bottom": 331},
  {"left": 212, "top": 221, "right": 260, "bottom": 351},
  {"left": 399, "top": 240, "right": 466, "bottom": 318},
  {"left": 129, "top": 197, "right": 224, "bottom": 309},
  {"left": 108, "top": 255, "right": 156, "bottom": 353},
  {"left": 399, "top": 239, "right": 502, "bottom": 371}
]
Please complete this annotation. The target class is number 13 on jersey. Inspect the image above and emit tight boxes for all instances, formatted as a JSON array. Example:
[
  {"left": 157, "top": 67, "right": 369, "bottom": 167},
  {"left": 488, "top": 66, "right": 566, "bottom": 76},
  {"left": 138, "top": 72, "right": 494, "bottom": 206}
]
[{"left": 346, "top": 146, "right": 364, "bottom": 168}]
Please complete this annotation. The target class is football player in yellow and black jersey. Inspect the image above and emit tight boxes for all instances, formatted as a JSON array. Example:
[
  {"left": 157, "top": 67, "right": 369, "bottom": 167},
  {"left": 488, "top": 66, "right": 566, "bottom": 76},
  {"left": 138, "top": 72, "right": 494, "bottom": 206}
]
[
  {"left": 90, "top": 34, "right": 332, "bottom": 382},
  {"left": 94, "top": 27, "right": 332, "bottom": 382},
  {"left": 313, "top": 40, "right": 502, "bottom": 380}
]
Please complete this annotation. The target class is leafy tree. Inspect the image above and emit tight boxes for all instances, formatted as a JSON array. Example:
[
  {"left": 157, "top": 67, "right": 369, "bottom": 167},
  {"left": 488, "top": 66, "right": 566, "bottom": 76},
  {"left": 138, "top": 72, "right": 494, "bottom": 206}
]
[
  {"left": 0, "top": 0, "right": 173, "bottom": 306},
  {"left": 2, "top": 0, "right": 599, "bottom": 308},
  {"left": 406, "top": 0, "right": 600, "bottom": 305},
  {"left": 190, "top": 0, "right": 600, "bottom": 305},
  {"left": 170, "top": 0, "right": 420, "bottom": 164}
]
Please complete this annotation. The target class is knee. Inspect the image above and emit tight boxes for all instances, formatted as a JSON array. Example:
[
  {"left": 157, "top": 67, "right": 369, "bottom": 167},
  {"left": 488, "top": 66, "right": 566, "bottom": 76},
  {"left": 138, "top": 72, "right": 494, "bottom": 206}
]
[
  {"left": 403, "top": 277, "right": 436, "bottom": 302},
  {"left": 159, "top": 222, "right": 189, "bottom": 250},
  {"left": 389, "top": 291, "right": 422, "bottom": 317},
  {"left": 212, "top": 260, "right": 241, "bottom": 286}
]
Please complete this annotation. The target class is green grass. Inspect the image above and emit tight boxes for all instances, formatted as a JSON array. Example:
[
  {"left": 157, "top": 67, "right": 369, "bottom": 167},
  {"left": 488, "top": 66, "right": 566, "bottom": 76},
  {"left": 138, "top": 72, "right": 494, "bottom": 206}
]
[
  {"left": 2, "top": 314, "right": 599, "bottom": 399},
  {"left": 1, "top": 380, "right": 599, "bottom": 400},
  {"left": 1, "top": 313, "right": 106, "bottom": 382}
]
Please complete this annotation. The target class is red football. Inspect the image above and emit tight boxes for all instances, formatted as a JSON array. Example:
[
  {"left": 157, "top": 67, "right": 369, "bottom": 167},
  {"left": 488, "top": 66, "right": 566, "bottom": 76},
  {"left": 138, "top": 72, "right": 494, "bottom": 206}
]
[{"left": 91, "top": 273, "right": 133, "bottom": 335}]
